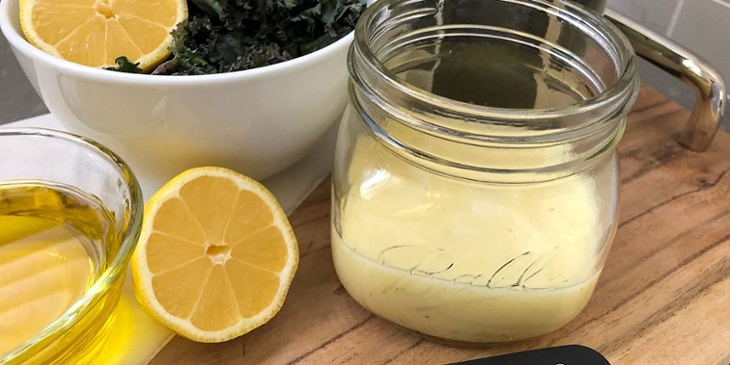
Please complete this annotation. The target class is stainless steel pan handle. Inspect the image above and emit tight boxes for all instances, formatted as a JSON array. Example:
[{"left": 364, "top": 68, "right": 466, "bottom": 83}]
[{"left": 605, "top": 10, "right": 726, "bottom": 152}]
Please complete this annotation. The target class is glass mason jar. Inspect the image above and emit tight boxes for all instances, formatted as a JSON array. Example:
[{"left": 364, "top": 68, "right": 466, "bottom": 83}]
[{"left": 331, "top": 0, "right": 639, "bottom": 344}]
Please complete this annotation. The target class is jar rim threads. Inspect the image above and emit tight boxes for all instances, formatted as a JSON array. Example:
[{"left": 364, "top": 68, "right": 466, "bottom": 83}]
[{"left": 349, "top": 0, "right": 639, "bottom": 145}]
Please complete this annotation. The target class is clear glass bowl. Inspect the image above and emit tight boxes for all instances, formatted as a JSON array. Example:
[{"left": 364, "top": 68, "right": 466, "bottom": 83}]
[{"left": 0, "top": 128, "right": 143, "bottom": 364}]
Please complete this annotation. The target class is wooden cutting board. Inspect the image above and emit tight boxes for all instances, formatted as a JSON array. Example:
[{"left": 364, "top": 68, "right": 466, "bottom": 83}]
[{"left": 150, "top": 85, "right": 730, "bottom": 364}]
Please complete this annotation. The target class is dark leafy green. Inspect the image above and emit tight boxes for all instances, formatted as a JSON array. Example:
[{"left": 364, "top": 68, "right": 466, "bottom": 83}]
[
  {"left": 109, "top": 0, "right": 363, "bottom": 75},
  {"left": 105, "top": 56, "right": 143, "bottom": 73}
]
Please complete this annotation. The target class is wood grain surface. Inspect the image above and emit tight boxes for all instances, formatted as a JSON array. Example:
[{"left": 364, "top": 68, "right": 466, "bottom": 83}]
[{"left": 151, "top": 85, "right": 730, "bottom": 365}]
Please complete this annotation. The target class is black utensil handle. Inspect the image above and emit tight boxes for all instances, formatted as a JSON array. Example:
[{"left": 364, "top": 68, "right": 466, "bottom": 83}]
[{"left": 450, "top": 344, "right": 611, "bottom": 365}]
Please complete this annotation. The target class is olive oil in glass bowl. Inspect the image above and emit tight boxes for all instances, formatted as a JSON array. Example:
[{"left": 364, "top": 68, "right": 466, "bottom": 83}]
[{"left": 0, "top": 128, "right": 143, "bottom": 364}]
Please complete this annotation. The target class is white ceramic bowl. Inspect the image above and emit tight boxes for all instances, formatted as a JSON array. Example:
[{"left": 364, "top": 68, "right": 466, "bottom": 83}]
[{"left": 0, "top": 0, "right": 351, "bottom": 184}]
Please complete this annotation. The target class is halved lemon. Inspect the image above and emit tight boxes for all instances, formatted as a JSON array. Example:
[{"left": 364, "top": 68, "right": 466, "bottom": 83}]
[
  {"left": 131, "top": 167, "right": 299, "bottom": 343},
  {"left": 19, "top": 0, "right": 187, "bottom": 70}
]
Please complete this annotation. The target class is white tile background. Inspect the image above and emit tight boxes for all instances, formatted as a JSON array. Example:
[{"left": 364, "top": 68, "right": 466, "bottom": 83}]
[{"left": 607, "top": 0, "right": 730, "bottom": 114}]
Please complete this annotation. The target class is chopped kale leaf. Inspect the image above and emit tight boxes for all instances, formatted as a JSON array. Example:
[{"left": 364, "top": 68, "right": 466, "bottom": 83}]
[
  {"left": 150, "top": 0, "right": 364, "bottom": 75},
  {"left": 105, "top": 56, "right": 144, "bottom": 73}
]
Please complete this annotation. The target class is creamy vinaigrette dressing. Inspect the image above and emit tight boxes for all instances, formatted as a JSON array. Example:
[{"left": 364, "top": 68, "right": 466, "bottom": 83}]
[{"left": 332, "top": 136, "right": 605, "bottom": 342}]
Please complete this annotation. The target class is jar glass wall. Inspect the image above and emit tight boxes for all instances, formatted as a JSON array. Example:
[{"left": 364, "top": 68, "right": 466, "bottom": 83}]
[{"left": 331, "top": 0, "right": 639, "bottom": 343}]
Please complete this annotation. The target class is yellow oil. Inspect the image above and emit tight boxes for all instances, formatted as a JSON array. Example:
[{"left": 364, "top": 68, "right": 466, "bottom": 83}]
[{"left": 0, "top": 181, "right": 125, "bottom": 364}]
